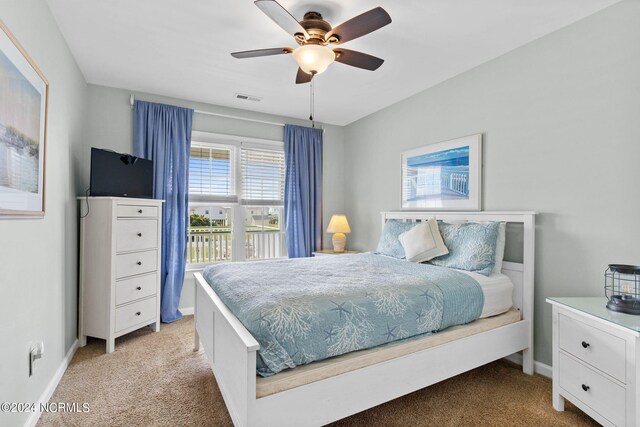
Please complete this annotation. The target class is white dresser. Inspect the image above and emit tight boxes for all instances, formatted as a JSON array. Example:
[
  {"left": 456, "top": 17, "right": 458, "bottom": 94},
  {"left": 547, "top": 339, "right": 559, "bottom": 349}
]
[
  {"left": 79, "top": 197, "right": 163, "bottom": 353},
  {"left": 547, "top": 297, "right": 640, "bottom": 427}
]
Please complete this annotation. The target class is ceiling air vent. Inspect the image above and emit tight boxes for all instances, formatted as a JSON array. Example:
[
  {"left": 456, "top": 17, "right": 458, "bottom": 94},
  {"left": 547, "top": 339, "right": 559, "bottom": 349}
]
[{"left": 235, "top": 93, "right": 262, "bottom": 102}]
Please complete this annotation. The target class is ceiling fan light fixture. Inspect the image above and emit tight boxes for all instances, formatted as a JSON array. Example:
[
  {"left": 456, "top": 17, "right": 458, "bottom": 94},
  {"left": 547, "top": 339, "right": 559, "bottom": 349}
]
[
  {"left": 292, "top": 44, "right": 335, "bottom": 75},
  {"left": 232, "top": 3, "right": 391, "bottom": 83}
]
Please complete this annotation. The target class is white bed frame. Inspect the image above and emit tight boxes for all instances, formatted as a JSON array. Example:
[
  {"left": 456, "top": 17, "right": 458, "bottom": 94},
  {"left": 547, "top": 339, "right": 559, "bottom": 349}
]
[{"left": 193, "top": 211, "right": 535, "bottom": 427}]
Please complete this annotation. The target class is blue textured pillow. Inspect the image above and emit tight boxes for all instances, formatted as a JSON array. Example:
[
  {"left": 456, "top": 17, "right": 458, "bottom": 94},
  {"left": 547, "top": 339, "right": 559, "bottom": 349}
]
[
  {"left": 376, "top": 220, "right": 418, "bottom": 258},
  {"left": 429, "top": 222, "right": 500, "bottom": 276}
]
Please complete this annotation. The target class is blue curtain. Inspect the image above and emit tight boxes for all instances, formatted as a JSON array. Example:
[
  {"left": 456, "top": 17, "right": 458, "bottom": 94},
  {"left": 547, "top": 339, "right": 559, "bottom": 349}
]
[
  {"left": 284, "top": 124, "right": 323, "bottom": 258},
  {"left": 133, "top": 100, "right": 193, "bottom": 323}
]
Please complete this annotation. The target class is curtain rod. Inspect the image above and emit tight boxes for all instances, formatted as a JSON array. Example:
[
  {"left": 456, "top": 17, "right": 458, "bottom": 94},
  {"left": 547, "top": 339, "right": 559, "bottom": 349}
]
[{"left": 129, "top": 94, "right": 323, "bottom": 131}]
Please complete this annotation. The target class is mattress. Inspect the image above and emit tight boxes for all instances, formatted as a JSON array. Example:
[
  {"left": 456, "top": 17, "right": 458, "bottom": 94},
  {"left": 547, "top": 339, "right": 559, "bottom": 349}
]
[
  {"left": 204, "top": 253, "right": 485, "bottom": 377},
  {"left": 255, "top": 308, "right": 521, "bottom": 398},
  {"left": 457, "top": 270, "right": 514, "bottom": 318}
]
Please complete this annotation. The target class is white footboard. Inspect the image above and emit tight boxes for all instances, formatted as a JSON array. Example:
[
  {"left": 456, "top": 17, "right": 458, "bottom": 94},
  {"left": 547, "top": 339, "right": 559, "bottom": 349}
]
[
  {"left": 194, "top": 272, "right": 258, "bottom": 427},
  {"left": 194, "top": 271, "right": 531, "bottom": 427}
]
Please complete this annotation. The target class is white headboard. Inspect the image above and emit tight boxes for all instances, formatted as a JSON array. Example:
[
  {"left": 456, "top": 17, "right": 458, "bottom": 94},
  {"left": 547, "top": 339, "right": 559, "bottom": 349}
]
[{"left": 380, "top": 211, "right": 535, "bottom": 327}]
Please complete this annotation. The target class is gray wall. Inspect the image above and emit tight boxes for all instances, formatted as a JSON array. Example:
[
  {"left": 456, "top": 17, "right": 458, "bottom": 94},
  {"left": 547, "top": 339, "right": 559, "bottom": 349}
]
[
  {"left": 83, "top": 84, "right": 345, "bottom": 309},
  {"left": 343, "top": 0, "right": 640, "bottom": 366},
  {"left": 0, "top": 1, "right": 87, "bottom": 426}
]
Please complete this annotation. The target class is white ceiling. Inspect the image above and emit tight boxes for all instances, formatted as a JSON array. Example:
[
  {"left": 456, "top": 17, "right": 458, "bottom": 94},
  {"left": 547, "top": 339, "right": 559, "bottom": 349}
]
[{"left": 46, "top": 0, "right": 620, "bottom": 126}]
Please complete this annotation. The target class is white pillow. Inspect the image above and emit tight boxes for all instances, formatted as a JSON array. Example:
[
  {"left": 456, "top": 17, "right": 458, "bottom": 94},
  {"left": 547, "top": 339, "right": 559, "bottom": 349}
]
[
  {"left": 398, "top": 219, "right": 449, "bottom": 263},
  {"left": 492, "top": 222, "right": 506, "bottom": 274}
]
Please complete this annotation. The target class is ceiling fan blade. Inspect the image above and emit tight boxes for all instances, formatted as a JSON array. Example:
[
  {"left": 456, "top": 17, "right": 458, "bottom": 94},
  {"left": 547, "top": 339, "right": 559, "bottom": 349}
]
[
  {"left": 325, "top": 7, "right": 391, "bottom": 44},
  {"left": 295, "top": 68, "right": 313, "bottom": 84},
  {"left": 231, "top": 47, "right": 293, "bottom": 59},
  {"left": 255, "top": 0, "right": 309, "bottom": 40},
  {"left": 334, "top": 48, "right": 384, "bottom": 71}
]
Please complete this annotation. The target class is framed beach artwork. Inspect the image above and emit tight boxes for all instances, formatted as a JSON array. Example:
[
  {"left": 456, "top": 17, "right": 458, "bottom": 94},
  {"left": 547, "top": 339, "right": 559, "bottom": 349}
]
[
  {"left": 0, "top": 20, "right": 48, "bottom": 217},
  {"left": 401, "top": 134, "right": 482, "bottom": 210}
]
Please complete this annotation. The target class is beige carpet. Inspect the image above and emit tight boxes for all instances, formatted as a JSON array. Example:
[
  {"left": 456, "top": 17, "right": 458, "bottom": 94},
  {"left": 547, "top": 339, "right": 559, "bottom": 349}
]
[{"left": 39, "top": 317, "right": 597, "bottom": 427}]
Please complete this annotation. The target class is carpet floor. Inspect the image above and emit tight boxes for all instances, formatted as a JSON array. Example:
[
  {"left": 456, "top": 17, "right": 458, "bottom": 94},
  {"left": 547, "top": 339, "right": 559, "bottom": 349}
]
[{"left": 39, "top": 316, "right": 597, "bottom": 427}]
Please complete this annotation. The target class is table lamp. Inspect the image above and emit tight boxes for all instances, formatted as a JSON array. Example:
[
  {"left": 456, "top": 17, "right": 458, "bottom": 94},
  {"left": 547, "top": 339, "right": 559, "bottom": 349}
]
[{"left": 327, "top": 214, "right": 351, "bottom": 252}]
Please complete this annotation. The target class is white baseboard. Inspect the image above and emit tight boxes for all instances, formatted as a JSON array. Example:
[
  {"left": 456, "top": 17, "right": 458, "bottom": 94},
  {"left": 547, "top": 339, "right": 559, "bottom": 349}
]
[
  {"left": 180, "top": 306, "right": 194, "bottom": 316},
  {"left": 504, "top": 353, "right": 552, "bottom": 378},
  {"left": 25, "top": 339, "right": 79, "bottom": 427}
]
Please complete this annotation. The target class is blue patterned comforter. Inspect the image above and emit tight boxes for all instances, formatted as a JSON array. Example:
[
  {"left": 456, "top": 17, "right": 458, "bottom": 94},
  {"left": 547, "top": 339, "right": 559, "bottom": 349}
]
[{"left": 203, "top": 253, "right": 483, "bottom": 376}]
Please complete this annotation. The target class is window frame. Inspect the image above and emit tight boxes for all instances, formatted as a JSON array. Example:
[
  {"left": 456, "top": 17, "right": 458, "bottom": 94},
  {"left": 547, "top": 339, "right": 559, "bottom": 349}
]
[{"left": 187, "top": 131, "right": 286, "bottom": 270}]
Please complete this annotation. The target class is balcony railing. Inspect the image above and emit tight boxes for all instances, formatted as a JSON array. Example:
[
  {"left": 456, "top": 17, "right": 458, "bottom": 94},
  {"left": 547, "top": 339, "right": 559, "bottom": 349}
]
[
  {"left": 186, "top": 228, "right": 287, "bottom": 264},
  {"left": 245, "top": 230, "right": 287, "bottom": 260},
  {"left": 187, "top": 230, "right": 231, "bottom": 264}
]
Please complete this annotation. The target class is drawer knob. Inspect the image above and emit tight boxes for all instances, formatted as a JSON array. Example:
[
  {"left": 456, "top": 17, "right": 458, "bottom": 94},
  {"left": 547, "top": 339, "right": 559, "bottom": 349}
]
[
  {"left": 136, "top": 286, "right": 142, "bottom": 291},
  {"left": 137, "top": 261, "right": 142, "bottom": 266},
  {"left": 136, "top": 311, "right": 141, "bottom": 316},
  {"left": 581, "top": 341, "right": 590, "bottom": 349},
  {"left": 137, "top": 233, "right": 142, "bottom": 237},
  {"left": 138, "top": 209, "right": 143, "bottom": 214},
  {"left": 581, "top": 384, "right": 590, "bottom": 392}
]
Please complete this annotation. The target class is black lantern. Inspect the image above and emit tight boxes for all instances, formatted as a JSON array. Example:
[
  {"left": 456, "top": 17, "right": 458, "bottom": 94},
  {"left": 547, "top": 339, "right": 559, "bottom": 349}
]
[{"left": 605, "top": 264, "right": 640, "bottom": 315}]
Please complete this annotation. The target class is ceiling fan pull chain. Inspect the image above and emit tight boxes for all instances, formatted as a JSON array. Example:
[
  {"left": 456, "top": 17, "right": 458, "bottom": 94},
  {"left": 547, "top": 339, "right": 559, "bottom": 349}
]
[{"left": 309, "top": 78, "right": 315, "bottom": 128}]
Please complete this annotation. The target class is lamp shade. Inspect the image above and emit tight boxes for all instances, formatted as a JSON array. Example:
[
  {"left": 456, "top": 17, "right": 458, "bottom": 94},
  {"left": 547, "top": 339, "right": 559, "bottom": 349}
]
[
  {"left": 292, "top": 44, "right": 335, "bottom": 75},
  {"left": 327, "top": 214, "right": 351, "bottom": 234}
]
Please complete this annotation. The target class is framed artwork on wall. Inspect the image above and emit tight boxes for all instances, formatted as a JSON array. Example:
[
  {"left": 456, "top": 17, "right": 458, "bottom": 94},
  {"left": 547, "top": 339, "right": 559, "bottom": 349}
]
[
  {"left": 401, "top": 134, "right": 482, "bottom": 211},
  {"left": 0, "top": 19, "right": 48, "bottom": 217}
]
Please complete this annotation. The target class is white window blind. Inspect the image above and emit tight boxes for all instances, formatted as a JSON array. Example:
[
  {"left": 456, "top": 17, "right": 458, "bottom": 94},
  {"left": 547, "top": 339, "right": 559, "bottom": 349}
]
[
  {"left": 240, "top": 148, "right": 285, "bottom": 206},
  {"left": 188, "top": 145, "right": 237, "bottom": 203}
]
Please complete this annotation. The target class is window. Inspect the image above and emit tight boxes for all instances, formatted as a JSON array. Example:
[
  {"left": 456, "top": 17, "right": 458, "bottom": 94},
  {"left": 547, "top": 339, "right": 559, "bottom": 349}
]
[
  {"left": 187, "top": 206, "right": 233, "bottom": 264},
  {"left": 241, "top": 148, "right": 286, "bottom": 260},
  {"left": 243, "top": 206, "right": 285, "bottom": 260},
  {"left": 187, "top": 134, "right": 287, "bottom": 266},
  {"left": 189, "top": 145, "right": 236, "bottom": 203},
  {"left": 241, "top": 148, "right": 285, "bottom": 205}
]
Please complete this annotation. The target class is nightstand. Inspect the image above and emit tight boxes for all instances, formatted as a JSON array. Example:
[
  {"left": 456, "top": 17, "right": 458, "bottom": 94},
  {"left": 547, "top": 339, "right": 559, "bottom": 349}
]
[
  {"left": 547, "top": 297, "right": 640, "bottom": 426},
  {"left": 312, "top": 249, "right": 361, "bottom": 257}
]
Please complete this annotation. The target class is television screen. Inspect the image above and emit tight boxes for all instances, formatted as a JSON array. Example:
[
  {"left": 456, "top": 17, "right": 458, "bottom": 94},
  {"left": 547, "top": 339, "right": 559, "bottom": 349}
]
[{"left": 90, "top": 148, "right": 154, "bottom": 198}]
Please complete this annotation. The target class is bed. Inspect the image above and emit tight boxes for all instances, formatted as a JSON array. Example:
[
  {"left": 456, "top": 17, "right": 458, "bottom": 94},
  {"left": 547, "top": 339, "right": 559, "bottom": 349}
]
[{"left": 193, "top": 211, "right": 535, "bottom": 426}]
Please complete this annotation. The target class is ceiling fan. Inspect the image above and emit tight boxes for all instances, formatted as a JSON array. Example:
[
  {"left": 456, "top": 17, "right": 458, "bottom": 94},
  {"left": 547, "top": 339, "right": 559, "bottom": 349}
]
[{"left": 231, "top": 0, "right": 392, "bottom": 84}]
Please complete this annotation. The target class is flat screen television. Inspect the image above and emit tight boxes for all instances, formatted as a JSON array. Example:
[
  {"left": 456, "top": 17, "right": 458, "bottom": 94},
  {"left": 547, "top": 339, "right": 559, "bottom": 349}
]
[{"left": 90, "top": 148, "right": 154, "bottom": 198}]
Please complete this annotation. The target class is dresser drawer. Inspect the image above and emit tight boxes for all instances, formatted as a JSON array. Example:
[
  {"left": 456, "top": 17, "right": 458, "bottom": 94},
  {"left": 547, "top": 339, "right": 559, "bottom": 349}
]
[
  {"left": 115, "top": 273, "right": 157, "bottom": 306},
  {"left": 558, "top": 352, "right": 625, "bottom": 426},
  {"left": 115, "top": 250, "right": 157, "bottom": 279},
  {"left": 559, "top": 314, "right": 626, "bottom": 382},
  {"left": 115, "top": 296, "right": 157, "bottom": 333},
  {"left": 117, "top": 204, "right": 158, "bottom": 219},
  {"left": 116, "top": 219, "right": 158, "bottom": 252}
]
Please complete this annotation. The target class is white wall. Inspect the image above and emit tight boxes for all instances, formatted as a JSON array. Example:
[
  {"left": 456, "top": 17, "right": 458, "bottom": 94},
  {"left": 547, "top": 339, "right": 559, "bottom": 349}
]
[
  {"left": 0, "top": 1, "right": 87, "bottom": 426},
  {"left": 82, "top": 84, "right": 345, "bottom": 310},
  {"left": 342, "top": 0, "right": 640, "bottom": 366}
]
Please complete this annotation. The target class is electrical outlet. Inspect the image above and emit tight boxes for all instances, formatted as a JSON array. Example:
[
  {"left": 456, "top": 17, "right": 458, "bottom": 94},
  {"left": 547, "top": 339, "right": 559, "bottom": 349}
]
[{"left": 29, "top": 341, "right": 44, "bottom": 377}]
